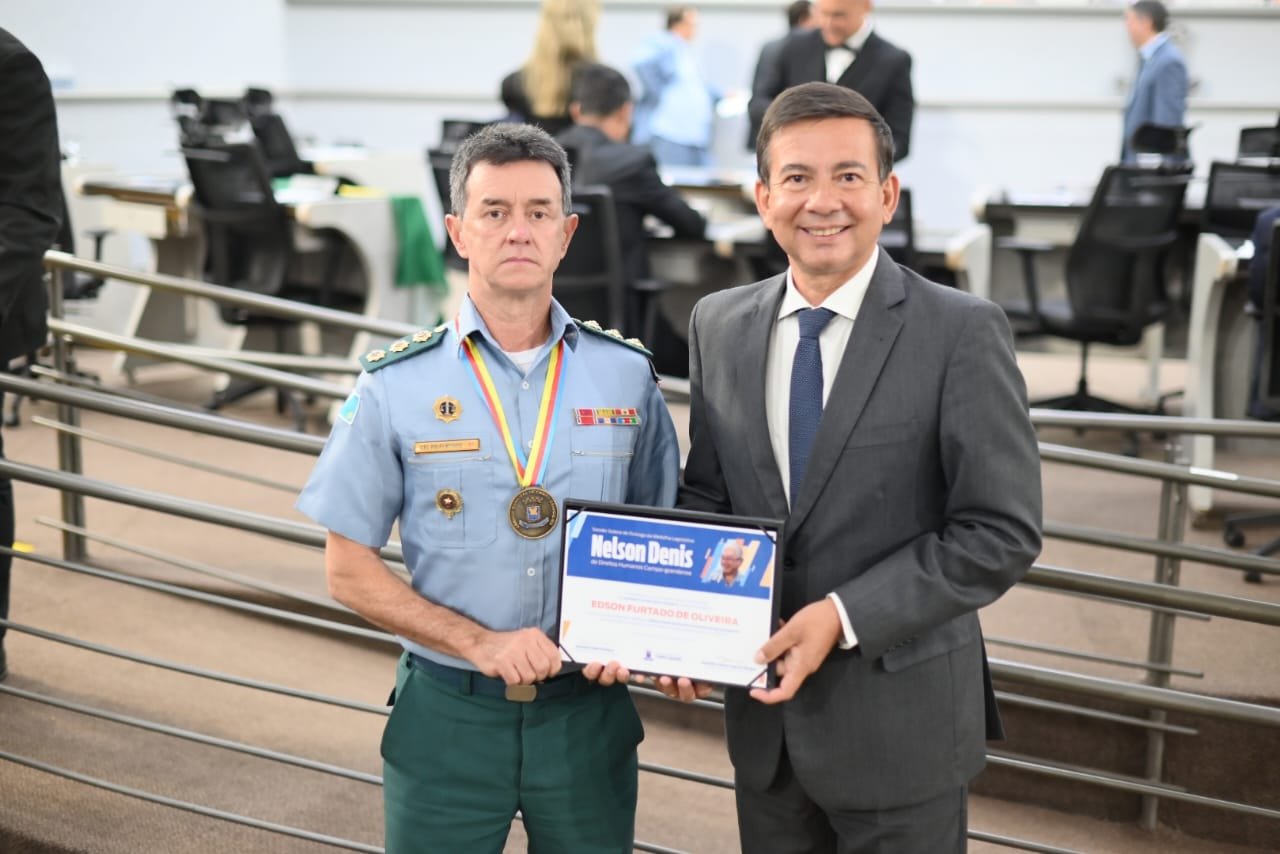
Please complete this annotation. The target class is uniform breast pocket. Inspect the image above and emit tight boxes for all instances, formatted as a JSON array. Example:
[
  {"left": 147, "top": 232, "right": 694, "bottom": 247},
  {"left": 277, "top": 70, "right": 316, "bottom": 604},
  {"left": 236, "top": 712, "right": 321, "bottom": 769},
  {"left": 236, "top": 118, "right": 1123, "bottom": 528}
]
[
  {"left": 567, "top": 426, "right": 636, "bottom": 503},
  {"left": 404, "top": 455, "right": 497, "bottom": 548}
]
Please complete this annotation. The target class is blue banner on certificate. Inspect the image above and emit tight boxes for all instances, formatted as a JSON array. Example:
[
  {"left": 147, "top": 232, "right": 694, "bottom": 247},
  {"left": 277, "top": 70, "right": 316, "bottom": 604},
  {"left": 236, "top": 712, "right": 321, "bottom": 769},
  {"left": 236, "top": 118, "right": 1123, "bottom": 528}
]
[{"left": 557, "top": 500, "right": 784, "bottom": 688}]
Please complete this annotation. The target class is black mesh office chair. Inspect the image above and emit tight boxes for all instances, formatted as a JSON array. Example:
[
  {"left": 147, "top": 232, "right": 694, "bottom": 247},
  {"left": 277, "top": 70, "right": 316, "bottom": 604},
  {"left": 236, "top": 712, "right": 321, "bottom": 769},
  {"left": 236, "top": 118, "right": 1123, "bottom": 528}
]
[
  {"left": 241, "top": 87, "right": 316, "bottom": 179},
  {"left": 1237, "top": 117, "right": 1280, "bottom": 160},
  {"left": 426, "top": 148, "right": 467, "bottom": 273},
  {"left": 879, "top": 187, "right": 917, "bottom": 271},
  {"left": 1202, "top": 161, "right": 1280, "bottom": 240},
  {"left": 556, "top": 186, "right": 626, "bottom": 333},
  {"left": 182, "top": 143, "right": 350, "bottom": 424},
  {"left": 440, "top": 119, "right": 488, "bottom": 154},
  {"left": 1224, "top": 218, "right": 1280, "bottom": 577},
  {"left": 1129, "top": 122, "right": 1194, "bottom": 164},
  {"left": 999, "top": 165, "right": 1190, "bottom": 418}
]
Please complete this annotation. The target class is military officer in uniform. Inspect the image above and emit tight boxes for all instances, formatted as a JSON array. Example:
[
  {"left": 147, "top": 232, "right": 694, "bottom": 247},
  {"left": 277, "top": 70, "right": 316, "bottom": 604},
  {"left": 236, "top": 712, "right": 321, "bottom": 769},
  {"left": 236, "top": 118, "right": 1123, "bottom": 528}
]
[{"left": 297, "top": 123, "right": 680, "bottom": 853}]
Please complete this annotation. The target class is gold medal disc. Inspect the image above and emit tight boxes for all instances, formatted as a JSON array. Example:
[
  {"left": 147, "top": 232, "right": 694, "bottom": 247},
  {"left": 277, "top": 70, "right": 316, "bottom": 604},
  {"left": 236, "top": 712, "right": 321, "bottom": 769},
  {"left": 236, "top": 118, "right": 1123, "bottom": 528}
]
[{"left": 508, "top": 487, "right": 558, "bottom": 539}]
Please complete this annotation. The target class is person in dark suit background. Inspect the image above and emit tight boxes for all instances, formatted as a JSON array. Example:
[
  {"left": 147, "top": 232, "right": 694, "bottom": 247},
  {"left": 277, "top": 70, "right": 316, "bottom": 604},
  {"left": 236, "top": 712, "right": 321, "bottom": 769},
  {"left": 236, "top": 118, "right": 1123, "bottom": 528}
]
[
  {"left": 556, "top": 62, "right": 706, "bottom": 351},
  {"left": 748, "top": 0, "right": 914, "bottom": 161},
  {"left": 1120, "top": 0, "right": 1189, "bottom": 164},
  {"left": 747, "top": 1, "right": 815, "bottom": 149},
  {"left": 0, "top": 26, "right": 64, "bottom": 682},
  {"left": 674, "top": 83, "right": 1041, "bottom": 852}
]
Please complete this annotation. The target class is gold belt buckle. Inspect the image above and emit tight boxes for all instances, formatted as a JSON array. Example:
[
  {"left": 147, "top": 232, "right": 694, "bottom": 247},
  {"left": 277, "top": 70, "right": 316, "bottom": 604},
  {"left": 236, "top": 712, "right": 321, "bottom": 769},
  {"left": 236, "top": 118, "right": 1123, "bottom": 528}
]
[{"left": 505, "top": 684, "right": 537, "bottom": 703}]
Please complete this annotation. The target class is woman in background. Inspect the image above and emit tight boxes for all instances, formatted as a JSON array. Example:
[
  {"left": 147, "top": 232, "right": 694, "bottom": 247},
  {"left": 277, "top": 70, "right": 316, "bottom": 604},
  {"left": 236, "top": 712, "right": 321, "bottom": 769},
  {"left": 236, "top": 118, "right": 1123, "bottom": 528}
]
[{"left": 500, "top": 0, "right": 600, "bottom": 136}]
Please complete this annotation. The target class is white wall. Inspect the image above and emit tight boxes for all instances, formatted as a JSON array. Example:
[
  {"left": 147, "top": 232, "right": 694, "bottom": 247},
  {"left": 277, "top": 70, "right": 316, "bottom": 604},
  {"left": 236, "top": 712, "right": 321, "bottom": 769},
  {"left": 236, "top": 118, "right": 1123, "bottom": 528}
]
[{"left": 14, "top": 1, "right": 1280, "bottom": 231}]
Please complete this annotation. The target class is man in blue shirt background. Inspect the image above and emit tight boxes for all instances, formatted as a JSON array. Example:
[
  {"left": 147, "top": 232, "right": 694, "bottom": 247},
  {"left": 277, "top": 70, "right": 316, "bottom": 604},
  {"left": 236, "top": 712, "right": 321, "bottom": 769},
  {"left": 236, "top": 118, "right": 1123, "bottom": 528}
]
[{"left": 631, "top": 5, "right": 718, "bottom": 167}]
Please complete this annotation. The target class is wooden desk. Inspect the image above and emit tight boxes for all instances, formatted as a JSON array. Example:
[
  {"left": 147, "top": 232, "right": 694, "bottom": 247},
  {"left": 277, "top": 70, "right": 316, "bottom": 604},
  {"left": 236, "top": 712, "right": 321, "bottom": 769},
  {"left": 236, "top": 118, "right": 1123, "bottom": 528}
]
[
  {"left": 74, "top": 174, "right": 411, "bottom": 376},
  {"left": 1185, "top": 233, "right": 1255, "bottom": 517}
]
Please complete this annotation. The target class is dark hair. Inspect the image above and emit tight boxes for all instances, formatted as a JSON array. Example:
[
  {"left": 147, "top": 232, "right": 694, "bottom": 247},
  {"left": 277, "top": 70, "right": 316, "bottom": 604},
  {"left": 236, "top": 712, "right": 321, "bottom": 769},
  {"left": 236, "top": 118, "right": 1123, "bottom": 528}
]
[
  {"left": 1130, "top": 0, "right": 1169, "bottom": 32},
  {"left": 666, "top": 5, "right": 693, "bottom": 30},
  {"left": 787, "top": 0, "right": 813, "bottom": 29},
  {"left": 756, "top": 82, "right": 895, "bottom": 183},
  {"left": 570, "top": 62, "right": 632, "bottom": 118},
  {"left": 449, "top": 122, "right": 572, "bottom": 216}
]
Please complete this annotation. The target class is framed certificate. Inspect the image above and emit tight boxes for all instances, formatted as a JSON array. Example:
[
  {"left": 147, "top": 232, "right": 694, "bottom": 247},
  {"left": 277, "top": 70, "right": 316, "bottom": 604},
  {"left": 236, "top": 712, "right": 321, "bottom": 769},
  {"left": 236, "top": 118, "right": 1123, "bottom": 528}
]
[{"left": 556, "top": 500, "right": 784, "bottom": 689}]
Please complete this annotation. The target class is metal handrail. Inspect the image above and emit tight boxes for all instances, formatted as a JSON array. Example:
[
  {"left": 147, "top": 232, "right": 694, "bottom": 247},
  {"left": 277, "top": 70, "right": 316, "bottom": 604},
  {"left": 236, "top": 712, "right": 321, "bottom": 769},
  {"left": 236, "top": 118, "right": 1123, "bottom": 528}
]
[
  {"left": 1031, "top": 408, "right": 1280, "bottom": 439},
  {"left": 1044, "top": 520, "right": 1280, "bottom": 577},
  {"left": 42, "top": 249, "right": 418, "bottom": 339},
  {"left": 1023, "top": 563, "right": 1280, "bottom": 626},
  {"left": 0, "top": 373, "right": 324, "bottom": 455},
  {"left": 0, "top": 458, "right": 403, "bottom": 565},
  {"left": 47, "top": 318, "right": 351, "bottom": 401},
  {"left": 1039, "top": 442, "right": 1280, "bottom": 499}
]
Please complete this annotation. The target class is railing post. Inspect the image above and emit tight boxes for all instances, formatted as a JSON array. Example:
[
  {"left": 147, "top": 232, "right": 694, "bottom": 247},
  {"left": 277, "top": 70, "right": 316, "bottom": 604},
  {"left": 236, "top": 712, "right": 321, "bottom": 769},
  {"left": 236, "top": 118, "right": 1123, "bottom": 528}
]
[
  {"left": 1140, "top": 442, "right": 1189, "bottom": 829},
  {"left": 49, "top": 266, "right": 87, "bottom": 562}
]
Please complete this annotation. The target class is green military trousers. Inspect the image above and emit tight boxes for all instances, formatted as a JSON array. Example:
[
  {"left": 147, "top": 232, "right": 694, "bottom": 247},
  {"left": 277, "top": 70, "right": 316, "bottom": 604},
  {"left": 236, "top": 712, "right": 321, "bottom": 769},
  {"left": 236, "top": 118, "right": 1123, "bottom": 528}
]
[{"left": 381, "top": 653, "right": 643, "bottom": 853}]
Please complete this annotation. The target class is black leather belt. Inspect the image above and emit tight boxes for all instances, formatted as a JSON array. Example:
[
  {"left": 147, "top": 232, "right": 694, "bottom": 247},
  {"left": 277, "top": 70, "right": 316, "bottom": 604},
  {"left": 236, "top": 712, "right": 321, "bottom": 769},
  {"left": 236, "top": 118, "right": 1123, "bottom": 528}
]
[{"left": 409, "top": 653, "right": 581, "bottom": 703}]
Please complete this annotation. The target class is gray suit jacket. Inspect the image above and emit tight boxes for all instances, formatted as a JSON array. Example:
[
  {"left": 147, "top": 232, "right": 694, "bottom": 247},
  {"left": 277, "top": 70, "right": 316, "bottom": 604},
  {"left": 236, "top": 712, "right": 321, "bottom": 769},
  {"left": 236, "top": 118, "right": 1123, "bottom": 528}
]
[
  {"left": 679, "top": 254, "right": 1042, "bottom": 809},
  {"left": 1121, "top": 37, "right": 1189, "bottom": 163}
]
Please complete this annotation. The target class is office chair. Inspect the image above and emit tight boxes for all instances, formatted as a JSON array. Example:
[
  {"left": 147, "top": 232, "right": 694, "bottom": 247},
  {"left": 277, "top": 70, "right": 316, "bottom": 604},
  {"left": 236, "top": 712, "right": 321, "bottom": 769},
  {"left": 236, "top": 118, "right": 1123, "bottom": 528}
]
[
  {"left": 1223, "top": 218, "right": 1280, "bottom": 578},
  {"left": 1129, "top": 122, "right": 1194, "bottom": 164},
  {"left": 1237, "top": 116, "right": 1280, "bottom": 160},
  {"left": 182, "top": 143, "right": 351, "bottom": 426},
  {"left": 556, "top": 185, "right": 626, "bottom": 334},
  {"left": 1202, "top": 161, "right": 1280, "bottom": 241},
  {"left": 426, "top": 148, "right": 468, "bottom": 274},
  {"left": 879, "top": 187, "right": 917, "bottom": 272},
  {"left": 240, "top": 86, "right": 316, "bottom": 179},
  {"left": 999, "top": 165, "right": 1190, "bottom": 420},
  {"left": 439, "top": 119, "right": 488, "bottom": 154}
]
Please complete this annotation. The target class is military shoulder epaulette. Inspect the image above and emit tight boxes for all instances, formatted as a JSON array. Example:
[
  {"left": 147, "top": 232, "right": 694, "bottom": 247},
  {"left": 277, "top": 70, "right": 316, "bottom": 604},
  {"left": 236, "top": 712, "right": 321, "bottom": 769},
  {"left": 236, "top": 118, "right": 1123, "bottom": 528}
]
[
  {"left": 574, "top": 319, "right": 652, "bottom": 357},
  {"left": 360, "top": 324, "right": 448, "bottom": 372}
]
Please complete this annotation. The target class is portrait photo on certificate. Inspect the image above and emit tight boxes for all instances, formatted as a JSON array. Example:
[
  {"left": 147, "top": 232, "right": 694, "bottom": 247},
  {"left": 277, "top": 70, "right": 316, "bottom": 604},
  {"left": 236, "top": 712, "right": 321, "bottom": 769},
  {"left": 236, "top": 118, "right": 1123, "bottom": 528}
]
[{"left": 556, "top": 500, "right": 784, "bottom": 688}]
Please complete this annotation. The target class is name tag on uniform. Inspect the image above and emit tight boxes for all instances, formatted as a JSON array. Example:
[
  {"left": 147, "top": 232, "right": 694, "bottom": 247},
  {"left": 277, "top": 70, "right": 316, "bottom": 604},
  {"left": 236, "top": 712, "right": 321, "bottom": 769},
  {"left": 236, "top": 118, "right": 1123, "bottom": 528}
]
[
  {"left": 574, "top": 408, "right": 640, "bottom": 426},
  {"left": 414, "top": 439, "right": 481, "bottom": 455}
]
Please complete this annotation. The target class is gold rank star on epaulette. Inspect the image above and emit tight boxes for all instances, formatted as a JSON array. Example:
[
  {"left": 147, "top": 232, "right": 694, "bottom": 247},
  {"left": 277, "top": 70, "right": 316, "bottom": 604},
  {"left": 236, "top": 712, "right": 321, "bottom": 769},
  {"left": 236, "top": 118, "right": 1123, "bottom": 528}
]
[
  {"left": 573, "top": 319, "right": 653, "bottom": 357},
  {"left": 360, "top": 328, "right": 446, "bottom": 372}
]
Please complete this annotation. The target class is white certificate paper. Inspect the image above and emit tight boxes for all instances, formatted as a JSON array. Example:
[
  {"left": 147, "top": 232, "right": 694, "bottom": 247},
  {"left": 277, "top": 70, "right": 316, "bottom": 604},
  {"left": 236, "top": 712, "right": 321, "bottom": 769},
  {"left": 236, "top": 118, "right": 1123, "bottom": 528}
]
[{"left": 557, "top": 502, "right": 782, "bottom": 688}]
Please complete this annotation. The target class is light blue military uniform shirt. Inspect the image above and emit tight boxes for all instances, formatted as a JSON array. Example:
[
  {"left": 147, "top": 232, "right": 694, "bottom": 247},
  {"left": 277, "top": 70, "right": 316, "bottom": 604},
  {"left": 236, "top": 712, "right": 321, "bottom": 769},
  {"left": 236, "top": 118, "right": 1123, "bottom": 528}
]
[{"left": 297, "top": 296, "right": 680, "bottom": 669}]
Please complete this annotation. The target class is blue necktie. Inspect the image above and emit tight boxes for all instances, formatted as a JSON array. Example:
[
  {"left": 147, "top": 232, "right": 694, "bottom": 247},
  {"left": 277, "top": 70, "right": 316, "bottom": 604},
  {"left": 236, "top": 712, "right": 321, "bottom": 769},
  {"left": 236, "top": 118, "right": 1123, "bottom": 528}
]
[{"left": 788, "top": 307, "right": 836, "bottom": 506}]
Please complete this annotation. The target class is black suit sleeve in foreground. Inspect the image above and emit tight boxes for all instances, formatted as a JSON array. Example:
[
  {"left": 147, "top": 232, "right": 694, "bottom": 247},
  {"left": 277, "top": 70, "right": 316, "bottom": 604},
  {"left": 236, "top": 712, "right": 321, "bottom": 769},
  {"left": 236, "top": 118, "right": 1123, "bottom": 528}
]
[{"left": 0, "top": 29, "right": 63, "bottom": 361}]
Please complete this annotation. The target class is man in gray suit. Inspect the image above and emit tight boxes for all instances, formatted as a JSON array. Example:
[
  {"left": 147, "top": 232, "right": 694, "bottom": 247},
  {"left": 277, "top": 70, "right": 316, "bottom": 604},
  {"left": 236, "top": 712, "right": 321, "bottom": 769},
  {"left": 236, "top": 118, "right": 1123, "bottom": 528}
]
[
  {"left": 676, "top": 83, "right": 1042, "bottom": 852},
  {"left": 1121, "top": 0, "right": 1189, "bottom": 163}
]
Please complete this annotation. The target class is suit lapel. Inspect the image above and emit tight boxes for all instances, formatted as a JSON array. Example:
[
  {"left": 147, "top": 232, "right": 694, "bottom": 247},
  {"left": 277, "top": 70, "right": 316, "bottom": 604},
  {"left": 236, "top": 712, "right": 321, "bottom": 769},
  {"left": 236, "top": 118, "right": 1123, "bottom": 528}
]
[
  {"left": 788, "top": 253, "right": 905, "bottom": 533},
  {"left": 737, "top": 277, "right": 789, "bottom": 521},
  {"left": 836, "top": 32, "right": 880, "bottom": 91}
]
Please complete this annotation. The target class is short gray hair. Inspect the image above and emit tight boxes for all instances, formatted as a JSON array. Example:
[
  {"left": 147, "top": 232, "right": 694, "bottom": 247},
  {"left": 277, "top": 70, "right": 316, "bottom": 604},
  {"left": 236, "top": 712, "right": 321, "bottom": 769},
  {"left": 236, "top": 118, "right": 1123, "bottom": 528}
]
[{"left": 448, "top": 122, "right": 573, "bottom": 216}]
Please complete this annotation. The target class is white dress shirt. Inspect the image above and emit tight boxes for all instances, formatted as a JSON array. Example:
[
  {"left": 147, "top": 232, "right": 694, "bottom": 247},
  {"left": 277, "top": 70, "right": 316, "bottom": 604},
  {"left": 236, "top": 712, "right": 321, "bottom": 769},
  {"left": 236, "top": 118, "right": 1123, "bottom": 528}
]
[
  {"left": 824, "top": 18, "right": 874, "bottom": 83},
  {"left": 764, "top": 251, "right": 879, "bottom": 648}
]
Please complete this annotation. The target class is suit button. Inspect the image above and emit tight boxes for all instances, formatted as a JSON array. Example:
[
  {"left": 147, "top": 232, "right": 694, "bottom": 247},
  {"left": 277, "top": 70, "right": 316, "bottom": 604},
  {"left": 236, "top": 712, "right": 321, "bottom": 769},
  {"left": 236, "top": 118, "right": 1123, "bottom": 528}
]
[{"left": 783, "top": 558, "right": 796, "bottom": 570}]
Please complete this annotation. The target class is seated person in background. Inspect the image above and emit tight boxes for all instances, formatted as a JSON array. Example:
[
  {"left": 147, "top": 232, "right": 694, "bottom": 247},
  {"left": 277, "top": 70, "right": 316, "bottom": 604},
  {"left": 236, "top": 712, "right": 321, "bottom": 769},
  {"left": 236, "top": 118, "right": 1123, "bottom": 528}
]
[
  {"left": 1247, "top": 205, "right": 1280, "bottom": 420},
  {"left": 557, "top": 62, "right": 707, "bottom": 297}
]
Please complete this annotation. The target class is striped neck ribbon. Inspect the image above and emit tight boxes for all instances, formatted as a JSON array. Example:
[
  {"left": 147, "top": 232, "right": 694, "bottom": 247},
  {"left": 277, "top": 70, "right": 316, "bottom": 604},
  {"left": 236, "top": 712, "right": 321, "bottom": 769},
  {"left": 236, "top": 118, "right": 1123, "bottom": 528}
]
[{"left": 458, "top": 321, "right": 566, "bottom": 488}]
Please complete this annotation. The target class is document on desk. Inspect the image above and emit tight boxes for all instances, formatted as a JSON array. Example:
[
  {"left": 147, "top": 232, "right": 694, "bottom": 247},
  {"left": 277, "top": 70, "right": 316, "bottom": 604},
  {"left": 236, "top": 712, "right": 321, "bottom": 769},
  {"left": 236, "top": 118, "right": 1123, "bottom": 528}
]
[{"left": 557, "top": 500, "right": 783, "bottom": 688}]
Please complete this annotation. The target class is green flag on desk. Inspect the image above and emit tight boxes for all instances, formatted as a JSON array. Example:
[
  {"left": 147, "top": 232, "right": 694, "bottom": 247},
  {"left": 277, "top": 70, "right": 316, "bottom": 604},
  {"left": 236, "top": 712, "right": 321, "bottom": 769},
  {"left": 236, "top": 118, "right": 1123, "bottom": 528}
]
[{"left": 391, "top": 195, "right": 448, "bottom": 295}]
